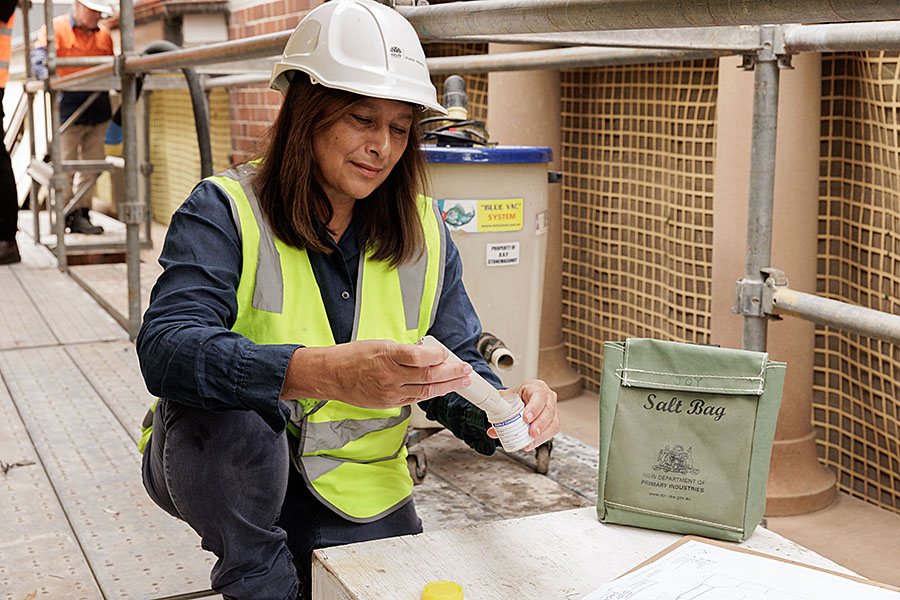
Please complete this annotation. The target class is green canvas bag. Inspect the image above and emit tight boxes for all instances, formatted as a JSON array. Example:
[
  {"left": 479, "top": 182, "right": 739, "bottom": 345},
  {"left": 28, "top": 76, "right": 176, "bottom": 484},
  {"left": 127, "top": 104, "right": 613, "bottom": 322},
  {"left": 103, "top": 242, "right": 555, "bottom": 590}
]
[{"left": 596, "top": 338, "right": 786, "bottom": 542}]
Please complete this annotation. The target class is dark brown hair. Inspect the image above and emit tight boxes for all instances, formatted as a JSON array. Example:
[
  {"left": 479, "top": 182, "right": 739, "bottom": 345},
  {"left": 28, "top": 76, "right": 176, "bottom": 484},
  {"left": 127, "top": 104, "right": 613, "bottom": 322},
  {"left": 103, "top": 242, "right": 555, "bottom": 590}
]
[{"left": 253, "top": 74, "right": 427, "bottom": 267}]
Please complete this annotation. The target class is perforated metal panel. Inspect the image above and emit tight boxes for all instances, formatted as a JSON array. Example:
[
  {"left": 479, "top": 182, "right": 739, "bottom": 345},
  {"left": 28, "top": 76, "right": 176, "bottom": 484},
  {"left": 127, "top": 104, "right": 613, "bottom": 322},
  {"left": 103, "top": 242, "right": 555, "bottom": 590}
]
[
  {"left": 816, "top": 50, "right": 900, "bottom": 514},
  {"left": 0, "top": 372, "right": 103, "bottom": 600},
  {"left": 66, "top": 341, "right": 157, "bottom": 446},
  {"left": 12, "top": 268, "right": 128, "bottom": 345},
  {"left": 0, "top": 268, "right": 58, "bottom": 350},
  {"left": 559, "top": 60, "right": 719, "bottom": 390},
  {"left": 0, "top": 346, "right": 216, "bottom": 599}
]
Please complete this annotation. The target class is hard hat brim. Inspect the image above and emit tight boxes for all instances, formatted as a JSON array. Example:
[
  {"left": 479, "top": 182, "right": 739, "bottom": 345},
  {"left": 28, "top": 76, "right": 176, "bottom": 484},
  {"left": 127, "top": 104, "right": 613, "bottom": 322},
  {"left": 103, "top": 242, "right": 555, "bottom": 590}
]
[
  {"left": 271, "top": 68, "right": 449, "bottom": 116},
  {"left": 77, "top": 0, "right": 114, "bottom": 15}
]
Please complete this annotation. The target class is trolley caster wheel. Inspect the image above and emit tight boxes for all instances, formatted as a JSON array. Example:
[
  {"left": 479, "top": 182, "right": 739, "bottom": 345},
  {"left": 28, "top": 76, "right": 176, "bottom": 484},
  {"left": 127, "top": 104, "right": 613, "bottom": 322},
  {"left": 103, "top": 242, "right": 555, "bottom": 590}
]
[
  {"left": 407, "top": 449, "right": 427, "bottom": 484},
  {"left": 535, "top": 440, "right": 552, "bottom": 475}
]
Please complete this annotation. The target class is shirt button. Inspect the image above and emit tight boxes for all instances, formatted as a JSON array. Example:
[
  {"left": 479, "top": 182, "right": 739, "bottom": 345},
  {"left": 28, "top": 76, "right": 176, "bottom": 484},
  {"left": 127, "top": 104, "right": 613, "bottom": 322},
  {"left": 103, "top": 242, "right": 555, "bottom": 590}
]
[{"left": 341, "top": 291, "right": 350, "bottom": 300}]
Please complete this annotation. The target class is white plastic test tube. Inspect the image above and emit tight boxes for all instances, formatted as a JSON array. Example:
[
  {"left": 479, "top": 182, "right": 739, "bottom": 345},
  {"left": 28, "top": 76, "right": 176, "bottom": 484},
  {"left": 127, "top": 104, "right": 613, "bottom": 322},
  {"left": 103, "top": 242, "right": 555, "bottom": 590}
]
[{"left": 417, "top": 335, "right": 534, "bottom": 452}]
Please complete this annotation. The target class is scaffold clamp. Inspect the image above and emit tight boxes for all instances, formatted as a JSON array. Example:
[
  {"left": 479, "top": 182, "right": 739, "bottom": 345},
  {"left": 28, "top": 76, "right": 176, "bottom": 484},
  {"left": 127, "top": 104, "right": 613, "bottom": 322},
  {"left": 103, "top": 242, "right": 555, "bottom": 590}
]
[
  {"left": 733, "top": 267, "right": 787, "bottom": 320},
  {"left": 761, "top": 267, "right": 788, "bottom": 318},
  {"left": 121, "top": 202, "right": 146, "bottom": 225}
]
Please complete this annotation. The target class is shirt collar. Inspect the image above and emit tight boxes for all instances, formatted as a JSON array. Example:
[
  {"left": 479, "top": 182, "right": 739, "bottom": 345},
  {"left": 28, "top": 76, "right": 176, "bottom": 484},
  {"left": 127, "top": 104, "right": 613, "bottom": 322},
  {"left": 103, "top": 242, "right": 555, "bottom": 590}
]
[
  {"left": 315, "top": 216, "right": 361, "bottom": 257},
  {"left": 70, "top": 13, "right": 100, "bottom": 32}
]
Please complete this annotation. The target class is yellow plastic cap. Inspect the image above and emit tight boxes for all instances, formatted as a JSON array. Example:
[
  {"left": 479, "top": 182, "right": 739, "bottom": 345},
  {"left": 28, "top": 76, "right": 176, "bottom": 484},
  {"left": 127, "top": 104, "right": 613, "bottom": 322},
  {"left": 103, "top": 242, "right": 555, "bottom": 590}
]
[{"left": 422, "top": 580, "right": 463, "bottom": 600}]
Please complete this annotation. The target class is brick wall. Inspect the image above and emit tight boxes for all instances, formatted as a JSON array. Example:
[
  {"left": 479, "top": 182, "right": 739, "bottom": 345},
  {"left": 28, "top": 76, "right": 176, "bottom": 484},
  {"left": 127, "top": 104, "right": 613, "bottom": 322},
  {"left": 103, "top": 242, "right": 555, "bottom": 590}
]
[{"left": 227, "top": 0, "right": 322, "bottom": 163}]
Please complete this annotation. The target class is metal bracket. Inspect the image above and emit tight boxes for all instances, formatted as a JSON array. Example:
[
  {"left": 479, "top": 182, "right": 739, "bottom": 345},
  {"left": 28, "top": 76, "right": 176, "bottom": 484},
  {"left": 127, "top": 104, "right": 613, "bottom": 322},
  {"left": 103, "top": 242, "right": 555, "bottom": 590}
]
[
  {"left": 120, "top": 202, "right": 147, "bottom": 225},
  {"left": 113, "top": 54, "right": 126, "bottom": 78},
  {"left": 734, "top": 267, "right": 788, "bottom": 319},
  {"left": 738, "top": 25, "right": 794, "bottom": 71},
  {"left": 738, "top": 54, "right": 756, "bottom": 71},
  {"left": 733, "top": 277, "right": 764, "bottom": 317},
  {"left": 761, "top": 267, "right": 788, "bottom": 318},
  {"left": 49, "top": 173, "right": 68, "bottom": 191}
]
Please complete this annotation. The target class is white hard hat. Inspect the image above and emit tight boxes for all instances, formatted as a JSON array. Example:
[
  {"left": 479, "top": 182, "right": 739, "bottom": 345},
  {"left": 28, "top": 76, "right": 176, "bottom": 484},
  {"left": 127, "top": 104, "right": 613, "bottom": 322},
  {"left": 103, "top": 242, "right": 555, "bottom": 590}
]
[
  {"left": 270, "top": 0, "right": 447, "bottom": 115},
  {"left": 78, "top": 0, "right": 115, "bottom": 16}
]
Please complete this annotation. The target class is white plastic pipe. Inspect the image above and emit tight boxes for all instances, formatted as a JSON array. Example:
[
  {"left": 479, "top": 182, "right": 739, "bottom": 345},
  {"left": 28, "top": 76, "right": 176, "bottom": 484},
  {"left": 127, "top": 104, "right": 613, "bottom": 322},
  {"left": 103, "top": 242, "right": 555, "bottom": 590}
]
[
  {"left": 477, "top": 333, "right": 517, "bottom": 373},
  {"left": 417, "top": 335, "right": 534, "bottom": 452}
]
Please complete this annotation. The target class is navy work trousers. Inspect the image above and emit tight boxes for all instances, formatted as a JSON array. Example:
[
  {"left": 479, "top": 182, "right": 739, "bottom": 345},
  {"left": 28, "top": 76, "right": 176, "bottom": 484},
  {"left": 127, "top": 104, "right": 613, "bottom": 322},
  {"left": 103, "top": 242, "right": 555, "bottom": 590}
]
[{"left": 141, "top": 398, "right": 422, "bottom": 600}]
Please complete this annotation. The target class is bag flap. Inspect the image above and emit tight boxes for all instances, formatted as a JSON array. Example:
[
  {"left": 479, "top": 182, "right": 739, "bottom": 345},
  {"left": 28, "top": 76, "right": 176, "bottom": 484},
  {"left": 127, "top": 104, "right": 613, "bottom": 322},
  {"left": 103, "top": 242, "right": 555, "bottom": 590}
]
[{"left": 620, "top": 338, "right": 768, "bottom": 395}]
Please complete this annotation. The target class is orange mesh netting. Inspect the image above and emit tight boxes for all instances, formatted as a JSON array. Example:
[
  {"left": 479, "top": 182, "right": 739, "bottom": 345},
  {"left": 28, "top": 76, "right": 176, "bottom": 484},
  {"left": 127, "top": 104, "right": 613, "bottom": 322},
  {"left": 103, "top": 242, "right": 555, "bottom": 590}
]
[
  {"left": 560, "top": 60, "right": 719, "bottom": 389},
  {"left": 817, "top": 51, "right": 900, "bottom": 513}
]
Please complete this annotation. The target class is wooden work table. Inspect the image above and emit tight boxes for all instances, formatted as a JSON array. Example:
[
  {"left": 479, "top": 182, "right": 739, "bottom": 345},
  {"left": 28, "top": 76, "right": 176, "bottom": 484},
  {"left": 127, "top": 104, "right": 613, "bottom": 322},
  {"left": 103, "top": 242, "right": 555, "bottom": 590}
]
[{"left": 311, "top": 506, "right": 854, "bottom": 599}]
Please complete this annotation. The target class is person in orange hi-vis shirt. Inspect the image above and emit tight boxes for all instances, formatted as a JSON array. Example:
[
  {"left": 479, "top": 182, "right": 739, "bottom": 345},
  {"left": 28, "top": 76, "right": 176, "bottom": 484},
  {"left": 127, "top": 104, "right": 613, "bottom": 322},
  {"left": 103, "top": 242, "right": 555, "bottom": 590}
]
[
  {"left": 0, "top": 0, "right": 19, "bottom": 263},
  {"left": 31, "top": 0, "right": 114, "bottom": 235}
]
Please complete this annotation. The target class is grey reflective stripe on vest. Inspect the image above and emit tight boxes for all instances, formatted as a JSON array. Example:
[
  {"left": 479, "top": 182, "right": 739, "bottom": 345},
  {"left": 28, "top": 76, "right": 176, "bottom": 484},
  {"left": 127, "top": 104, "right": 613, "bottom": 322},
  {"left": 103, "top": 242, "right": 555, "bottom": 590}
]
[
  {"left": 0, "top": 61, "right": 8, "bottom": 70},
  {"left": 218, "top": 164, "right": 284, "bottom": 314},
  {"left": 428, "top": 199, "right": 447, "bottom": 330},
  {"left": 0, "top": 25, "right": 11, "bottom": 35},
  {"left": 350, "top": 199, "right": 446, "bottom": 339},
  {"left": 303, "top": 405, "right": 411, "bottom": 453},
  {"left": 398, "top": 249, "right": 428, "bottom": 331},
  {"left": 302, "top": 447, "right": 406, "bottom": 481}
]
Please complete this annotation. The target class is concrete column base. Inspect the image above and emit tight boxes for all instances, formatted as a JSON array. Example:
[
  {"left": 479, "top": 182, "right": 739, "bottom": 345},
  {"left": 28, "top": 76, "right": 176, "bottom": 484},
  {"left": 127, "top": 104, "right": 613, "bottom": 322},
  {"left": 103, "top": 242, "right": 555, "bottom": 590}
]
[
  {"left": 538, "top": 342, "right": 582, "bottom": 401},
  {"left": 764, "top": 430, "right": 837, "bottom": 516}
]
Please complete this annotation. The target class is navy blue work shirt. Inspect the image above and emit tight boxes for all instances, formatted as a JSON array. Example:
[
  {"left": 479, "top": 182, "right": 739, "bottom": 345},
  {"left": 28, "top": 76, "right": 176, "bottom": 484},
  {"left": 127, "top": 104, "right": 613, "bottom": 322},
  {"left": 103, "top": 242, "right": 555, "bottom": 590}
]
[{"left": 136, "top": 179, "right": 501, "bottom": 456}]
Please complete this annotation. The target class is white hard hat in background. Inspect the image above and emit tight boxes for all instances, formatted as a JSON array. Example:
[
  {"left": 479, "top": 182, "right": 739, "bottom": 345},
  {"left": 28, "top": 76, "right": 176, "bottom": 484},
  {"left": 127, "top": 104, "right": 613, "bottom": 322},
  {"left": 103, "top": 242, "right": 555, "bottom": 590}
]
[
  {"left": 77, "top": 0, "right": 116, "bottom": 17},
  {"left": 270, "top": 0, "right": 447, "bottom": 115}
]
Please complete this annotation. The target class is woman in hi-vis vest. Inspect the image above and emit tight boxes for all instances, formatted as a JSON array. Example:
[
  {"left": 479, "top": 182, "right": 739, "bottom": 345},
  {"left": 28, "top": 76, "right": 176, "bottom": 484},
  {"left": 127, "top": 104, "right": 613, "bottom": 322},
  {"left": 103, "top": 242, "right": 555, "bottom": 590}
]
[{"left": 136, "top": 1, "right": 559, "bottom": 598}]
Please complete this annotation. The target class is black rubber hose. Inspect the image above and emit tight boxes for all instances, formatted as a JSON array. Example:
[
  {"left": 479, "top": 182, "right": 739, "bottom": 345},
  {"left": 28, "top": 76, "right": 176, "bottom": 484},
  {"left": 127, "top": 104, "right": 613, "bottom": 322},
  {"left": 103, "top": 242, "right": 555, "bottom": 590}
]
[{"left": 138, "top": 40, "right": 213, "bottom": 179}]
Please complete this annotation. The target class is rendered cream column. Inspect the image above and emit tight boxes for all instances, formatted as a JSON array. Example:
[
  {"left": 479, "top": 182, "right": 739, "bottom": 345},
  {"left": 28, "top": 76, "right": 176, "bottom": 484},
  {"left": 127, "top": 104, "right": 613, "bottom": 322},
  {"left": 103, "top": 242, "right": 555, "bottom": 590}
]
[
  {"left": 711, "top": 53, "right": 836, "bottom": 514},
  {"left": 487, "top": 43, "right": 582, "bottom": 399}
]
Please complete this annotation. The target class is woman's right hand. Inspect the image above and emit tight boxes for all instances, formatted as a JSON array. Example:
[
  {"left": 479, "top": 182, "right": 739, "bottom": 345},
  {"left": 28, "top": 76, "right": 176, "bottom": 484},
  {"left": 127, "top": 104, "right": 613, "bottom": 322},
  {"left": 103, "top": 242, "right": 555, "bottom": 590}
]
[{"left": 280, "top": 339, "right": 473, "bottom": 410}]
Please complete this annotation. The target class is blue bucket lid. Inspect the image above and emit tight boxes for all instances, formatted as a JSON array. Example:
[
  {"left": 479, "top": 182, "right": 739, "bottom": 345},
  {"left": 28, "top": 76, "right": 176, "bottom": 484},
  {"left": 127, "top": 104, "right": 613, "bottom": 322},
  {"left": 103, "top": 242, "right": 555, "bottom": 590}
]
[{"left": 422, "top": 145, "right": 552, "bottom": 164}]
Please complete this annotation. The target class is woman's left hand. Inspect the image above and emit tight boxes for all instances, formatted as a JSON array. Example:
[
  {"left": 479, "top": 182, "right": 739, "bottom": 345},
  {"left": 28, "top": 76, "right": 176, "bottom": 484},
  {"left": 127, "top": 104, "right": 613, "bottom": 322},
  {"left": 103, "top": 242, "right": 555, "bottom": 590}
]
[{"left": 487, "top": 379, "right": 559, "bottom": 451}]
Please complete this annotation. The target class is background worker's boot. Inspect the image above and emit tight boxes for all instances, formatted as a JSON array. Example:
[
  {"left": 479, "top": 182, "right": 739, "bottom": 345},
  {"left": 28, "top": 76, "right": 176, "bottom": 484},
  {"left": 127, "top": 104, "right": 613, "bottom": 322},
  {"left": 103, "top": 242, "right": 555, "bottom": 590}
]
[
  {"left": 0, "top": 239, "right": 21, "bottom": 264},
  {"left": 66, "top": 208, "right": 104, "bottom": 235}
]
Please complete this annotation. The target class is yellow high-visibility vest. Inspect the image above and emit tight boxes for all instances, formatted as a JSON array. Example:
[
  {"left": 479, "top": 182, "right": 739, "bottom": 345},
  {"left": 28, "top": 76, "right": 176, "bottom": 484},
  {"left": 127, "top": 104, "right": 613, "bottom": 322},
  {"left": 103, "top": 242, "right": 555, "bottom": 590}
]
[{"left": 141, "top": 162, "right": 446, "bottom": 522}]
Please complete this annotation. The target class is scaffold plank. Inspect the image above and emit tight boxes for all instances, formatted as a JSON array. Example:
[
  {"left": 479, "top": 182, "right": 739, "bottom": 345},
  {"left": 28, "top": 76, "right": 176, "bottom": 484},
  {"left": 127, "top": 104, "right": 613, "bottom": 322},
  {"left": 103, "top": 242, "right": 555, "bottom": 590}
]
[
  {"left": 66, "top": 341, "right": 156, "bottom": 446},
  {"left": 8, "top": 230, "right": 57, "bottom": 269},
  {"left": 0, "top": 267, "right": 58, "bottom": 350},
  {"left": 0, "top": 346, "right": 216, "bottom": 600},
  {"left": 12, "top": 268, "right": 128, "bottom": 345},
  {"left": 0, "top": 366, "right": 103, "bottom": 600}
]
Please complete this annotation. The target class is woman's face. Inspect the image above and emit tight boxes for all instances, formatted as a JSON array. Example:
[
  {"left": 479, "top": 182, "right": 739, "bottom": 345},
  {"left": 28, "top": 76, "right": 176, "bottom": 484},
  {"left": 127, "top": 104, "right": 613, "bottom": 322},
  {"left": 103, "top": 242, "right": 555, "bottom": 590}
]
[{"left": 312, "top": 97, "right": 414, "bottom": 208}]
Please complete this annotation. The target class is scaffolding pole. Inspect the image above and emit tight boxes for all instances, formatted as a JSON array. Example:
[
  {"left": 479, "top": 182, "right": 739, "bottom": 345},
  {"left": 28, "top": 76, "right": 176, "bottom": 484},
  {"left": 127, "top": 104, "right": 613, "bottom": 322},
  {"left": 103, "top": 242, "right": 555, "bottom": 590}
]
[
  {"left": 20, "top": 0, "right": 40, "bottom": 246},
  {"left": 42, "top": 0, "right": 67, "bottom": 269},
  {"left": 427, "top": 46, "right": 726, "bottom": 74},
  {"left": 36, "top": 20, "right": 900, "bottom": 95},
  {"left": 396, "top": 0, "right": 900, "bottom": 39},
  {"left": 45, "top": 30, "right": 292, "bottom": 92},
  {"left": 769, "top": 287, "right": 900, "bottom": 346},
  {"left": 735, "top": 26, "right": 781, "bottom": 353},
  {"left": 119, "top": 0, "right": 143, "bottom": 339},
  {"left": 435, "top": 25, "right": 764, "bottom": 51},
  {"left": 783, "top": 21, "right": 900, "bottom": 52}
]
